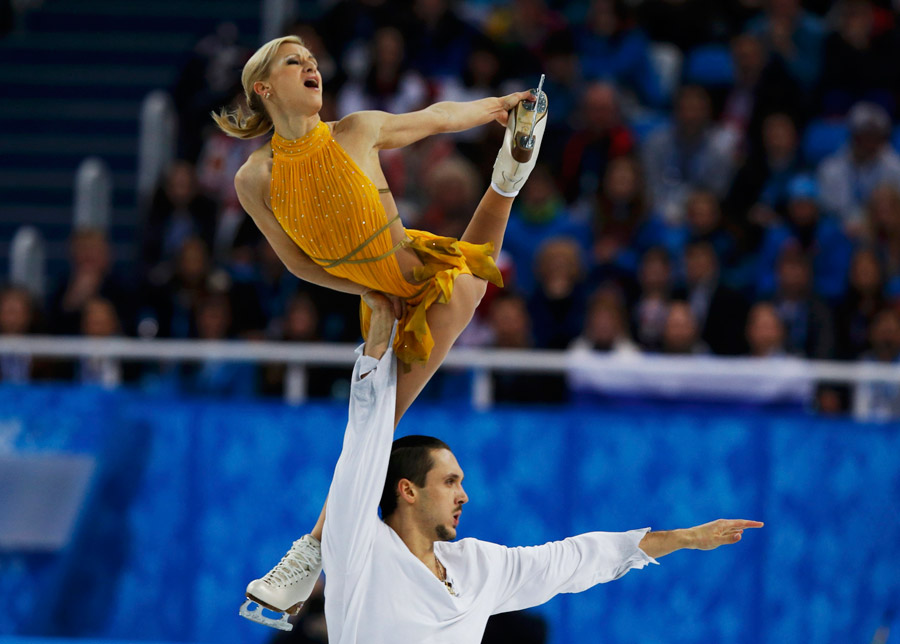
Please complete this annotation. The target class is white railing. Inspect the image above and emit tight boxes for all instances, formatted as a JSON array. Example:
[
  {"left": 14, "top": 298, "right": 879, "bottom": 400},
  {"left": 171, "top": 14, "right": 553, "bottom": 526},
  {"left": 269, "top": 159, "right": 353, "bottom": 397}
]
[{"left": 1, "top": 337, "right": 899, "bottom": 415}]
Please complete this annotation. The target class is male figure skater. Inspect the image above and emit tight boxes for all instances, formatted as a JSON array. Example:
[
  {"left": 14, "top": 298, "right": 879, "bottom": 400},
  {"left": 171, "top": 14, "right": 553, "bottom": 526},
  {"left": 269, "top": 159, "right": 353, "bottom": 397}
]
[{"left": 321, "top": 293, "right": 763, "bottom": 643}]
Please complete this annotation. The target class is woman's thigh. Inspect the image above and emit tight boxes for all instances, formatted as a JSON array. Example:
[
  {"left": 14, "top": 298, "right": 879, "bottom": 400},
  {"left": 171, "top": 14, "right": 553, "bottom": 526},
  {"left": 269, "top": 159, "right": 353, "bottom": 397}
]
[{"left": 394, "top": 274, "right": 486, "bottom": 423}]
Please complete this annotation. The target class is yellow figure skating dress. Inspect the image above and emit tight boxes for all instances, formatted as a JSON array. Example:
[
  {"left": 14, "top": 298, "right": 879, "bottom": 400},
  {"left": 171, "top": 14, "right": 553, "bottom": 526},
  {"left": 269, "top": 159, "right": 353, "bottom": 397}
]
[{"left": 270, "top": 120, "right": 502, "bottom": 365}]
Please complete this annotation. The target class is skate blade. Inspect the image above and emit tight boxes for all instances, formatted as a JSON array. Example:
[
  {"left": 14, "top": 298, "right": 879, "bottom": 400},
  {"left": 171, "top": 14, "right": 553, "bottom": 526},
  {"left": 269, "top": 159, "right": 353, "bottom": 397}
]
[
  {"left": 511, "top": 92, "right": 548, "bottom": 163},
  {"left": 239, "top": 598, "right": 294, "bottom": 631}
]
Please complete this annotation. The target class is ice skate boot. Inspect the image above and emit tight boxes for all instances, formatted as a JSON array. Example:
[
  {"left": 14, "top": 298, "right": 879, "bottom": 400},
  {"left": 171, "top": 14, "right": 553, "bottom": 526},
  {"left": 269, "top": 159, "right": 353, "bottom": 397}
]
[
  {"left": 239, "top": 534, "right": 322, "bottom": 631},
  {"left": 491, "top": 74, "right": 549, "bottom": 197}
]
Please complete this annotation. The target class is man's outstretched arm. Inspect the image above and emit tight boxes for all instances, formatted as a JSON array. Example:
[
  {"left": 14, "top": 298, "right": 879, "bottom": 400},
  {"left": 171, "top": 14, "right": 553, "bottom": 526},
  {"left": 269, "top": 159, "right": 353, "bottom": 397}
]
[{"left": 638, "top": 519, "right": 764, "bottom": 559}]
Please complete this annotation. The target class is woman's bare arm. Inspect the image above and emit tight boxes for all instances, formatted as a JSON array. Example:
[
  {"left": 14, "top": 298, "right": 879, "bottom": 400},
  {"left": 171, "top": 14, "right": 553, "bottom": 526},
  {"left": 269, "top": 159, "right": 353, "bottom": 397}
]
[
  {"left": 337, "top": 91, "right": 534, "bottom": 151},
  {"left": 234, "top": 159, "right": 368, "bottom": 296}
]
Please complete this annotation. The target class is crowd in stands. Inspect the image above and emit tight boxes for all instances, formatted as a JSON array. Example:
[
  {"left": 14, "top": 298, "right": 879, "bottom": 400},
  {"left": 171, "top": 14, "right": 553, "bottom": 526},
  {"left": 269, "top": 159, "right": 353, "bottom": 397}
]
[{"left": 3, "top": 0, "right": 900, "bottom": 414}]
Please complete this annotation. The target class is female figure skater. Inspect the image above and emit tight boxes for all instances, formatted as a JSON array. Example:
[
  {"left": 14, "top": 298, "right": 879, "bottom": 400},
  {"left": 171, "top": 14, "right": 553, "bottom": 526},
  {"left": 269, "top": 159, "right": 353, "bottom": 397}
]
[{"left": 214, "top": 35, "right": 548, "bottom": 630}]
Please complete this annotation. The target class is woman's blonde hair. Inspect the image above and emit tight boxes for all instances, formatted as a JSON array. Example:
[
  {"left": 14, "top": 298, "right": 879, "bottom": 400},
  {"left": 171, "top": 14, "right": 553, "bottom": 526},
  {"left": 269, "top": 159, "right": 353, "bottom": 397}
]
[{"left": 211, "top": 35, "right": 306, "bottom": 139}]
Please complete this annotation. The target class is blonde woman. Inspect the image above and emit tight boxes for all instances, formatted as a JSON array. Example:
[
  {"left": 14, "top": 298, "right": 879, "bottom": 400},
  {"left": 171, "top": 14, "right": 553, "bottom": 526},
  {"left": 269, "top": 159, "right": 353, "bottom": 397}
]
[{"left": 214, "top": 35, "right": 548, "bottom": 630}]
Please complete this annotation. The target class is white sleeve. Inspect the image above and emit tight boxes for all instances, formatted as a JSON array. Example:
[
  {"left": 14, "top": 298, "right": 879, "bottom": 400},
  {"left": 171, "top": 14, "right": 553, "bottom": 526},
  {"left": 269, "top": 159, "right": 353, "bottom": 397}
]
[
  {"left": 487, "top": 529, "right": 658, "bottom": 615},
  {"left": 322, "top": 337, "right": 397, "bottom": 579}
]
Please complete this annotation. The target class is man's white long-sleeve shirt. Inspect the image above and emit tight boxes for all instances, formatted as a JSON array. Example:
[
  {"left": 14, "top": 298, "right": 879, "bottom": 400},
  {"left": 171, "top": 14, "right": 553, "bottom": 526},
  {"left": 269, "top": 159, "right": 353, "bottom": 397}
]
[{"left": 322, "top": 344, "right": 657, "bottom": 644}]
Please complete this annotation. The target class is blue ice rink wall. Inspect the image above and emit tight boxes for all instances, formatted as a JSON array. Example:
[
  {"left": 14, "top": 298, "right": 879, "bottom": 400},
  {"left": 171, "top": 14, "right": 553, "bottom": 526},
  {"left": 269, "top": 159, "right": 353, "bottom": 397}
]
[{"left": 0, "top": 384, "right": 898, "bottom": 644}]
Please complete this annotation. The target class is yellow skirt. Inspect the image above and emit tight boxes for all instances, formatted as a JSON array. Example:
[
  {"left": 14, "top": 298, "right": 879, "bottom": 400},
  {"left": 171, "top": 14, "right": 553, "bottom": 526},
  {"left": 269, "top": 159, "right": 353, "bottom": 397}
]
[{"left": 358, "top": 229, "right": 503, "bottom": 366}]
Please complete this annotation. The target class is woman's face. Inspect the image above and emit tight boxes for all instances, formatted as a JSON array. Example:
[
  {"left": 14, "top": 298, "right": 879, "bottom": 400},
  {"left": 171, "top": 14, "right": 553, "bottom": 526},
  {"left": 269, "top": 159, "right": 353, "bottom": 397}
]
[{"left": 262, "top": 43, "right": 323, "bottom": 116}]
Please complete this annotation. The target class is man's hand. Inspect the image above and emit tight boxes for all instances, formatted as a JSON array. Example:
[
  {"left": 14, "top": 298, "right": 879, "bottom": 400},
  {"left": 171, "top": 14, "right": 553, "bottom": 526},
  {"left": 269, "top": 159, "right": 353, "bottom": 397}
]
[
  {"left": 687, "top": 519, "right": 764, "bottom": 550},
  {"left": 362, "top": 290, "right": 402, "bottom": 360},
  {"left": 638, "top": 519, "right": 763, "bottom": 558}
]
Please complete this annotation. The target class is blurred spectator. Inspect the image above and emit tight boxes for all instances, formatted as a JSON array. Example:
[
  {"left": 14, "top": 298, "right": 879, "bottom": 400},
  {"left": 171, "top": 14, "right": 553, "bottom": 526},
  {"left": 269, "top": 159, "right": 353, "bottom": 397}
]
[
  {"left": 725, "top": 33, "right": 806, "bottom": 154},
  {"left": 756, "top": 175, "right": 854, "bottom": 301},
  {"left": 576, "top": 0, "right": 664, "bottom": 108},
  {"left": 642, "top": 85, "right": 735, "bottom": 223},
  {"left": 404, "top": 0, "right": 481, "bottom": 79},
  {"left": 539, "top": 30, "right": 583, "bottom": 137},
  {"left": 853, "top": 307, "right": 900, "bottom": 420},
  {"left": 589, "top": 155, "right": 664, "bottom": 279},
  {"left": 725, "top": 112, "right": 803, "bottom": 233},
  {"left": 488, "top": 292, "right": 566, "bottom": 403},
  {"left": 142, "top": 160, "right": 218, "bottom": 273},
  {"left": 504, "top": 164, "right": 590, "bottom": 294},
  {"left": 835, "top": 248, "right": 888, "bottom": 359},
  {"left": 146, "top": 237, "right": 219, "bottom": 339},
  {"left": 677, "top": 241, "right": 749, "bottom": 355},
  {"left": 172, "top": 23, "right": 249, "bottom": 161},
  {"left": 629, "top": 246, "right": 675, "bottom": 350},
  {"left": 0, "top": 286, "right": 47, "bottom": 383},
  {"left": 178, "top": 293, "right": 255, "bottom": 398},
  {"left": 50, "top": 229, "right": 134, "bottom": 336},
  {"left": 528, "top": 238, "right": 588, "bottom": 349},
  {"left": 772, "top": 247, "right": 836, "bottom": 358},
  {"left": 660, "top": 300, "right": 709, "bottom": 355},
  {"left": 484, "top": 0, "right": 567, "bottom": 81},
  {"left": 418, "top": 156, "right": 481, "bottom": 239},
  {"left": 636, "top": 0, "right": 735, "bottom": 52},
  {"left": 569, "top": 287, "right": 640, "bottom": 355},
  {"left": 745, "top": 0, "right": 825, "bottom": 90},
  {"left": 436, "top": 37, "right": 504, "bottom": 148},
  {"left": 820, "top": 0, "right": 899, "bottom": 117},
  {"left": 817, "top": 102, "right": 900, "bottom": 230},
  {"left": 337, "top": 26, "right": 428, "bottom": 117},
  {"left": 75, "top": 297, "right": 128, "bottom": 388},
  {"left": 559, "top": 82, "right": 635, "bottom": 205},
  {"left": 861, "top": 184, "right": 900, "bottom": 296},
  {"left": 315, "top": 0, "right": 396, "bottom": 77},
  {"left": 677, "top": 190, "right": 740, "bottom": 276},
  {"left": 746, "top": 301, "right": 788, "bottom": 357},
  {"left": 259, "top": 292, "right": 350, "bottom": 399}
]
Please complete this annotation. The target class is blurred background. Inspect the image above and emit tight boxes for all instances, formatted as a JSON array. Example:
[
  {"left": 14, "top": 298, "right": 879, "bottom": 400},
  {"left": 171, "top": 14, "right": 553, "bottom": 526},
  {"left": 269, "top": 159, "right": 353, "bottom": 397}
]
[{"left": 1, "top": 0, "right": 899, "bottom": 642}]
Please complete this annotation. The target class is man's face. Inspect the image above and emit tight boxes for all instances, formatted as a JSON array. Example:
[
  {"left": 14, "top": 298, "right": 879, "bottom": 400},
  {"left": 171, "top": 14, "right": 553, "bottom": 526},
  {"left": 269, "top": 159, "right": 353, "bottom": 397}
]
[{"left": 415, "top": 449, "right": 468, "bottom": 542}]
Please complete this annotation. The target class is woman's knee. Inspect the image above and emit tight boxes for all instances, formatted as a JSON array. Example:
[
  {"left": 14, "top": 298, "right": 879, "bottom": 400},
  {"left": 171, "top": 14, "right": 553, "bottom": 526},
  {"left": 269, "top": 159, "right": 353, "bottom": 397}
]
[{"left": 453, "top": 274, "right": 487, "bottom": 312}]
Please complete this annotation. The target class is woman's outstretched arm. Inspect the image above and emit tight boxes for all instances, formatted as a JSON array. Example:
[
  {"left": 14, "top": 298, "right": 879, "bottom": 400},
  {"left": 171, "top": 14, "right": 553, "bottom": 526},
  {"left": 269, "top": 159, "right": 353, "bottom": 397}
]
[{"left": 338, "top": 91, "right": 534, "bottom": 151}]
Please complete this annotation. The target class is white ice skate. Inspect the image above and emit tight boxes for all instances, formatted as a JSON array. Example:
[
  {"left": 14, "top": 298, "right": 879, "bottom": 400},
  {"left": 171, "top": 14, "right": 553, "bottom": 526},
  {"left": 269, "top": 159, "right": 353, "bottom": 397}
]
[
  {"left": 239, "top": 534, "right": 323, "bottom": 631},
  {"left": 491, "top": 74, "right": 549, "bottom": 197}
]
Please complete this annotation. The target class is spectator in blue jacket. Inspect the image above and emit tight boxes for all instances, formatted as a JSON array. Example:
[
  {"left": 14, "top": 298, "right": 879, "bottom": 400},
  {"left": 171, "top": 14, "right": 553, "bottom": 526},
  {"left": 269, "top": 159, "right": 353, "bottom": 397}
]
[
  {"left": 757, "top": 175, "right": 854, "bottom": 302},
  {"left": 576, "top": 0, "right": 664, "bottom": 108},
  {"left": 745, "top": 0, "right": 825, "bottom": 90}
]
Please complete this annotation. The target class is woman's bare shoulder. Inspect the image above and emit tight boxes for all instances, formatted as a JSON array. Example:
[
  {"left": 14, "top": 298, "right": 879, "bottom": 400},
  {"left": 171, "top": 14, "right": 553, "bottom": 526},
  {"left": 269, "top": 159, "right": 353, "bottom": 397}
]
[{"left": 235, "top": 141, "right": 273, "bottom": 193}]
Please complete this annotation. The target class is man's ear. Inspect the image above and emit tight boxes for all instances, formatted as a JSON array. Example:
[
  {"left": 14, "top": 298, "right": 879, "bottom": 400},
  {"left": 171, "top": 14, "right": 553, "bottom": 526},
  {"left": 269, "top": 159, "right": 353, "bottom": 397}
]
[{"left": 397, "top": 479, "right": 417, "bottom": 506}]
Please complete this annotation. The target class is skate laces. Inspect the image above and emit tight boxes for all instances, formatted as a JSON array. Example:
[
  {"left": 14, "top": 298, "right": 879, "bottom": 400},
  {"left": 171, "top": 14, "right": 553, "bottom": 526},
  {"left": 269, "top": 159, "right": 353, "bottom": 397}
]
[{"left": 261, "top": 538, "right": 321, "bottom": 588}]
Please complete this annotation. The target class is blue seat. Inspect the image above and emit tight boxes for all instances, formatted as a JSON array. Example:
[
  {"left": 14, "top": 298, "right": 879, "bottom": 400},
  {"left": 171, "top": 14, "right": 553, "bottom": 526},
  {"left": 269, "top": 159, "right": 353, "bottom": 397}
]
[
  {"left": 802, "top": 119, "right": 849, "bottom": 166},
  {"left": 683, "top": 45, "right": 735, "bottom": 86}
]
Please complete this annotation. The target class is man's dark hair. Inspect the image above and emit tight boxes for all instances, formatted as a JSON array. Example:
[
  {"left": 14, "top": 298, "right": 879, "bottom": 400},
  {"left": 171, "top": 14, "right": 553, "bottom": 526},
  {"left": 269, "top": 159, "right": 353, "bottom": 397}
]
[{"left": 379, "top": 435, "right": 451, "bottom": 519}]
